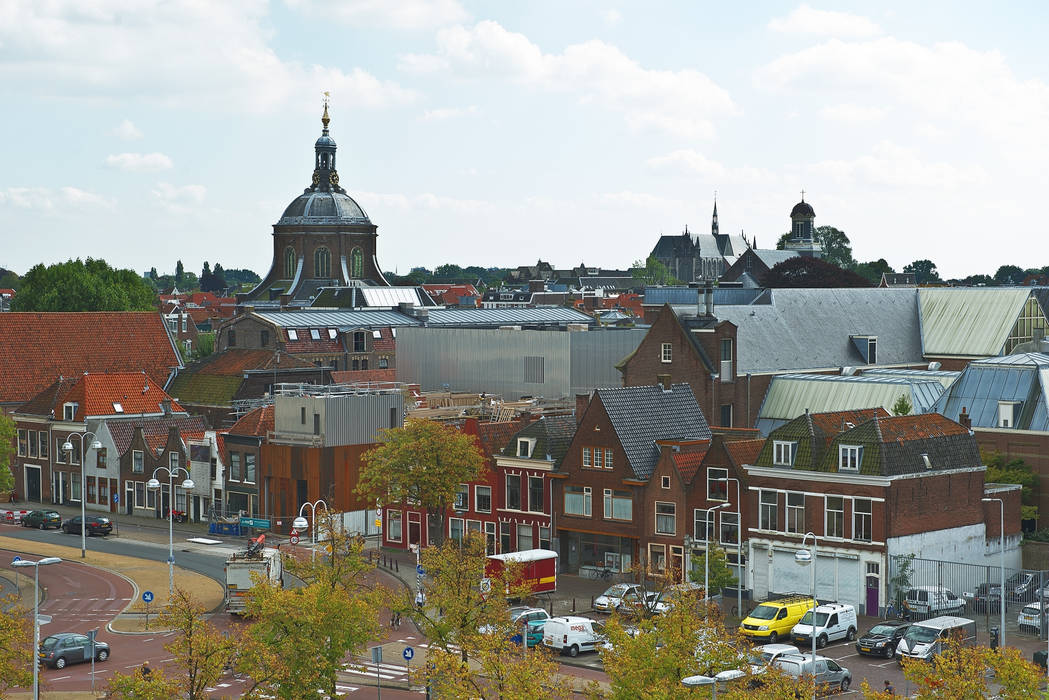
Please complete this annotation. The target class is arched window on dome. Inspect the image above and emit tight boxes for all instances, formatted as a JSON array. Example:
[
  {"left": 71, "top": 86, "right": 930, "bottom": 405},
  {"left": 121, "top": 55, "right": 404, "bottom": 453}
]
[
  {"left": 284, "top": 246, "right": 297, "bottom": 278},
  {"left": 350, "top": 248, "right": 363, "bottom": 279},
  {"left": 314, "top": 247, "right": 331, "bottom": 279}
]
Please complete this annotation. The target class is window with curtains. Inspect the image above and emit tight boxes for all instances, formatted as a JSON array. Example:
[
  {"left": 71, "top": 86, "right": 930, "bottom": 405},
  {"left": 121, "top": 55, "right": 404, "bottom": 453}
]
[
  {"left": 564, "top": 485, "right": 591, "bottom": 517},
  {"left": 603, "top": 489, "right": 632, "bottom": 521},
  {"left": 387, "top": 510, "right": 402, "bottom": 542},
  {"left": 786, "top": 492, "right": 805, "bottom": 534},
  {"left": 854, "top": 498, "right": 872, "bottom": 542},
  {"left": 517, "top": 524, "right": 533, "bottom": 550},
  {"left": 826, "top": 496, "right": 845, "bottom": 538},
  {"left": 655, "top": 502, "right": 676, "bottom": 534},
  {"left": 760, "top": 490, "right": 778, "bottom": 531}
]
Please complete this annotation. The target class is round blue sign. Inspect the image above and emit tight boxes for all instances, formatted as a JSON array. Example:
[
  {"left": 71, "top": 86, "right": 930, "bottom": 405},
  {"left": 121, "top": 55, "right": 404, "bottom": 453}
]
[
  {"left": 142, "top": 591, "right": 154, "bottom": 603},
  {"left": 416, "top": 564, "right": 425, "bottom": 576},
  {"left": 403, "top": 646, "right": 414, "bottom": 661},
  {"left": 12, "top": 556, "right": 21, "bottom": 563}
]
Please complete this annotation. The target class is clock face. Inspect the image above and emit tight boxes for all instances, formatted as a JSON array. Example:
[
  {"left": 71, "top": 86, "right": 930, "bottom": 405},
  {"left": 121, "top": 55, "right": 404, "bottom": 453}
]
[
  {"left": 329, "top": 171, "right": 340, "bottom": 186},
  {"left": 312, "top": 171, "right": 320, "bottom": 186}
]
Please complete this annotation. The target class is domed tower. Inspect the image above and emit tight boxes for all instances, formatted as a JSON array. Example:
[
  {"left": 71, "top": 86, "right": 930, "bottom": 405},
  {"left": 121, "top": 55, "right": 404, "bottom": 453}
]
[
  {"left": 784, "top": 192, "right": 822, "bottom": 258},
  {"left": 238, "top": 99, "right": 389, "bottom": 306}
]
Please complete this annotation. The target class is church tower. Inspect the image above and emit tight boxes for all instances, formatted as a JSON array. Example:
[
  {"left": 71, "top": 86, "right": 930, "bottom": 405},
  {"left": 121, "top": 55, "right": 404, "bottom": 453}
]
[{"left": 784, "top": 192, "right": 822, "bottom": 258}]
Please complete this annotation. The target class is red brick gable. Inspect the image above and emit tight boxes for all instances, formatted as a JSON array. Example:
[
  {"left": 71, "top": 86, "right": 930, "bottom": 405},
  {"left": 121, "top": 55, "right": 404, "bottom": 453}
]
[
  {"left": 228, "top": 404, "right": 274, "bottom": 437},
  {"left": 0, "top": 312, "right": 181, "bottom": 406},
  {"left": 283, "top": 328, "right": 343, "bottom": 354},
  {"left": 724, "top": 438, "right": 765, "bottom": 468},
  {"left": 58, "top": 372, "right": 184, "bottom": 420}
]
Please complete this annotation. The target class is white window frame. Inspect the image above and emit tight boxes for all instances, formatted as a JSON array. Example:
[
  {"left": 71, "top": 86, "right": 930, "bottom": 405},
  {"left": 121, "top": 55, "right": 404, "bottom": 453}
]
[
  {"left": 694, "top": 508, "right": 710, "bottom": 541},
  {"left": 655, "top": 501, "right": 676, "bottom": 535},
  {"left": 825, "top": 496, "right": 845, "bottom": 539},
  {"left": 593, "top": 447, "right": 604, "bottom": 468},
  {"left": 773, "top": 441, "right": 796, "bottom": 467},
  {"left": 720, "top": 511, "right": 740, "bottom": 546},
  {"left": 604, "top": 449, "right": 614, "bottom": 469},
  {"left": 475, "top": 485, "right": 492, "bottom": 514},
  {"left": 517, "top": 438, "right": 534, "bottom": 458},
  {"left": 387, "top": 509, "right": 403, "bottom": 543},
  {"left": 505, "top": 474, "right": 521, "bottom": 511},
  {"left": 582, "top": 447, "right": 592, "bottom": 467},
  {"left": 707, "top": 467, "right": 729, "bottom": 501},
  {"left": 759, "top": 490, "right": 779, "bottom": 531},
  {"left": 786, "top": 492, "right": 805, "bottom": 534},
  {"left": 455, "top": 483, "right": 469, "bottom": 511},
  {"left": 565, "top": 485, "right": 591, "bottom": 517},
  {"left": 838, "top": 445, "right": 861, "bottom": 472},
  {"left": 661, "top": 342, "right": 672, "bottom": 363},
  {"left": 661, "top": 475, "right": 671, "bottom": 489},
  {"left": 854, "top": 498, "right": 873, "bottom": 542},
  {"left": 63, "top": 402, "right": 78, "bottom": 421},
  {"left": 527, "top": 475, "right": 544, "bottom": 513},
  {"left": 603, "top": 489, "right": 632, "bottom": 521}
]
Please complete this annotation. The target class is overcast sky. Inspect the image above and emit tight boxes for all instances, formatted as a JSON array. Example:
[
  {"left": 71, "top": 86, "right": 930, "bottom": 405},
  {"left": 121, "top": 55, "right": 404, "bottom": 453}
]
[{"left": 2, "top": 1, "right": 1048, "bottom": 280}]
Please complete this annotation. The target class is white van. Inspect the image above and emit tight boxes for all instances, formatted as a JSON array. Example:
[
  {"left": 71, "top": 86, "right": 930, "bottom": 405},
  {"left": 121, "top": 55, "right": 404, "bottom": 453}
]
[
  {"left": 542, "top": 616, "right": 606, "bottom": 657},
  {"left": 904, "top": 586, "right": 965, "bottom": 618},
  {"left": 895, "top": 615, "right": 976, "bottom": 661},
  {"left": 790, "top": 603, "right": 858, "bottom": 649}
]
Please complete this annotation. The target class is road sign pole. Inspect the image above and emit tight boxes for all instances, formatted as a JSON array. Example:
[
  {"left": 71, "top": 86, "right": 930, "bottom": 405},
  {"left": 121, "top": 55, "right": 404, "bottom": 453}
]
[{"left": 371, "top": 646, "right": 383, "bottom": 700}]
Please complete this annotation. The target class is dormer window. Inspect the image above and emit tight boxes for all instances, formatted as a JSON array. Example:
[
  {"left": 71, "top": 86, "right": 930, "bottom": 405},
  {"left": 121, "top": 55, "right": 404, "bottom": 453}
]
[
  {"left": 850, "top": 335, "right": 878, "bottom": 364},
  {"left": 998, "top": 401, "right": 1020, "bottom": 428},
  {"left": 517, "top": 438, "right": 536, "bottom": 458},
  {"left": 328, "top": 328, "right": 337, "bottom": 340},
  {"left": 63, "top": 402, "right": 78, "bottom": 421},
  {"left": 310, "top": 329, "right": 321, "bottom": 340},
  {"left": 288, "top": 329, "right": 298, "bottom": 341},
  {"left": 839, "top": 445, "right": 862, "bottom": 471},
  {"left": 773, "top": 440, "right": 797, "bottom": 467}
]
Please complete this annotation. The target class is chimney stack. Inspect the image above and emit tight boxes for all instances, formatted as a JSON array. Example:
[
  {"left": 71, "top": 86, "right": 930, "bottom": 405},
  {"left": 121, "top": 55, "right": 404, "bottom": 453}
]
[
  {"left": 704, "top": 282, "right": 714, "bottom": 316},
  {"left": 959, "top": 406, "right": 972, "bottom": 430},
  {"left": 161, "top": 398, "right": 172, "bottom": 416},
  {"left": 575, "top": 393, "right": 590, "bottom": 426}
]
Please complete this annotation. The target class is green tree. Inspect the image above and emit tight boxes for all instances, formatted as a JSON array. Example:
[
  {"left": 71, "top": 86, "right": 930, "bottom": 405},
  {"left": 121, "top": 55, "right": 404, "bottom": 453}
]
[
  {"left": 891, "top": 394, "right": 913, "bottom": 416},
  {"left": 764, "top": 257, "right": 872, "bottom": 288},
  {"left": 358, "top": 419, "right": 486, "bottom": 545},
  {"left": 852, "top": 258, "right": 894, "bottom": 285},
  {"left": 12, "top": 258, "right": 156, "bottom": 312},
  {"left": 0, "top": 596, "right": 34, "bottom": 694},
  {"left": 0, "top": 268, "right": 22, "bottom": 291},
  {"left": 775, "top": 232, "right": 791, "bottom": 250},
  {"left": 814, "top": 226, "right": 855, "bottom": 269},
  {"left": 434, "top": 263, "right": 464, "bottom": 279},
  {"left": 105, "top": 667, "right": 181, "bottom": 700},
  {"left": 630, "top": 255, "right": 680, "bottom": 286},
  {"left": 994, "top": 264, "right": 1024, "bottom": 285},
  {"left": 175, "top": 260, "right": 185, "bottom": 285},
  {"left": 0, "top": 415, "right": 15, "bottom": 494},
  {"left": 903, "top": 259, "right": 942, "bottom": 284},
  {"left": 983, "top": 451, "right": 1039, "bottom": 521},
  {"left": 190, "top": 331, "right": 215, "bottom": 361},
  {"left": 688, "top": 543, "right": 737, "bottom": 593}
]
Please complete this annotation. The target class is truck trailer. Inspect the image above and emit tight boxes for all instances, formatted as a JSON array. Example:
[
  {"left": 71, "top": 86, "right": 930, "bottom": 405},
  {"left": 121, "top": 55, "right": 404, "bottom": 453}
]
[{"left": 485, "top": 548, "right": 558, "bottom": 596}]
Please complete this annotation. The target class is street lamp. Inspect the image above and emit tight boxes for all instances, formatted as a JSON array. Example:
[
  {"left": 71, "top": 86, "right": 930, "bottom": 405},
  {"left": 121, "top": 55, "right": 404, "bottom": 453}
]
[
  {"left": 795, "top": 532, "right": 818, "bottom": 700},
  {"left": 13, "top": 556, "right": 61, "bottom": 700},
  {"left": 982, "top": 497, "right": 1005, "bottom": 650},
  {"left": 147, "top": 466, "right": 194, "bottom": 597},
  {"left": 61, "top": 432, "right": 102, "bottom": 559},
  {"left": 716, "top": 476, "right": 743, "bottom": 622},
  {"left": 293, "top": 499, "right": 329, "bottom": 562},
  {"left": 705, "top": 503, "right": 730, "bottom": 604}
]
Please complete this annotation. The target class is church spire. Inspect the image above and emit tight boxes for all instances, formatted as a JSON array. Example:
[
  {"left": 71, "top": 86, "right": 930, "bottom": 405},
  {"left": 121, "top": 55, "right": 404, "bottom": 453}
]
[{"left": 711, "top": 196, "right": 719, "bottom": 237}]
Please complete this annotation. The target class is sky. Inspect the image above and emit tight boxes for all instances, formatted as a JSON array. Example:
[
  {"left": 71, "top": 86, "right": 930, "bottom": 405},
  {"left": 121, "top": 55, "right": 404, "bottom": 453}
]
[{"left": 2, "top": 1, "right": 1048, "bottom": 281}]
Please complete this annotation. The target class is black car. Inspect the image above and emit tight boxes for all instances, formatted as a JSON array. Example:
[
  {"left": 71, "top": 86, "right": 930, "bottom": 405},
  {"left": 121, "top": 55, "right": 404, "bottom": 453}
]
[
  {"left": 61, "top": 515, "right": 113, "bottom": 536},
  {"left": 39, "top": 633, "right": 110, "bottom": 669},
  {"left": 22, "top": 510, "right": 61, "bottom": 530},
  {"left": 964, "top": 582, "right": 1003, "bottom": 613},
  {"left": 855, "top": 620, "right": 910, "bottom": 658}
]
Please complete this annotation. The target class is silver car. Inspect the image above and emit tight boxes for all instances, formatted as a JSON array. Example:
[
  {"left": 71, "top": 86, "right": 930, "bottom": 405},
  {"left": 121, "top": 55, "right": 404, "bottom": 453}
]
[{"left": 773, "top": 653, "right": 852, "bottom": 693}]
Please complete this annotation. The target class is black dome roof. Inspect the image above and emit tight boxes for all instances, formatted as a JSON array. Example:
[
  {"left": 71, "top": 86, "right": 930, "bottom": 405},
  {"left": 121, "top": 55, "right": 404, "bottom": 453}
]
[
  {"left": 791, "top": 201, "right": 815, "bottom": 218},
  {"left": 278, "top": 190, "right": 371, "bottom": 226}
]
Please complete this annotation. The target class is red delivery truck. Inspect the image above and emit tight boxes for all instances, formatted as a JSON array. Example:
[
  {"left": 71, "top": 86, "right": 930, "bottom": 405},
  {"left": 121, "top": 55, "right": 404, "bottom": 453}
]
[{"left": 486, "top": 549, "right": 558, "bottom": 595}]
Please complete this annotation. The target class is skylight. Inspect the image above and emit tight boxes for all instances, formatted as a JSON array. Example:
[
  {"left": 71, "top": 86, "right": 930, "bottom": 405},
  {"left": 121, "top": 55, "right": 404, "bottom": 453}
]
[
  {"left": 372, "top": 330, "right": 382, "bottom": 339},
  {"left": 288, "top": 329, "right": 298, "bottom": 340},
  {"left": 328, "top": 328, "right": 337, "bottom": 339},
  {"left": 310, "top": 329, "right": 321, "bottom": 340},
  {"left": 113, "top": 402, "right": 124, "bottom": 413}
]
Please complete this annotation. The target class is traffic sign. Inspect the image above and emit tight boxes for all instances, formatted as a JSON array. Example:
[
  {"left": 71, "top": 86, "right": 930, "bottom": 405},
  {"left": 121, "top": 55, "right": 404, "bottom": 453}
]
[
  {"left": 36, "top": 614, "right": 52, "bottom": 625},
  {"left": 113, "top": 494, "right": 119, "bottom": 504},
  {"left": 142, "top": 591, "right": 154, "bottom": 604},
  {"left": 370, "top": 646, "right": 383, "bottom": 664},
  {"left": 374, "top": 518, "right": 382, "bottom": 528},
  {"left": 479, "top": 578, "right": 492, "bottom": 593},
  {"left": 12, "top": 556, "right": 20, "bottom": 563},
  {"left": 416, "top": 564, "right": 425, "bottom": 576},
  {"left": 239, "top": 517, "right": 271, "bottom": 529},
  {"left": 290, "top": 534, "right": 300, "bottom": 545},
  {"left": 403, "top": 646, "right": 414, "bottom": 661}
]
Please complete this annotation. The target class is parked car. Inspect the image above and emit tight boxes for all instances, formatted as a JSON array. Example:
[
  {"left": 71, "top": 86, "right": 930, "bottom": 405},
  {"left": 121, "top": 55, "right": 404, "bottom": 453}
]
[
  {"left": 790, "top": 602, "right": 858, "bottom": 649},
  {"left": 616, "top": 590, "right": 668, "bottom": 617},
  {"left": 904, "top": 586, "right": 965, "bottom": 618},
  {"left": 524, "top": 619, "right": 547, "bottom": 647},
  {"left": 479, "top": 606, "right": 549, "bottom": 636},
  {"left": 739, "top": 595, "right": 818, "bottom": 644},
  {"left": 1018, "top": 601, "right": 1049, "bottom": 634},
  {"left": 542, "top": 616, "right": 606, "bottom": 657},
  {"left": 855, "top": 621, "right": 910, "bottom": 658},
  {"left": 747, "top": 643, "right": 801, "bottom": 675},
  {"left": 896, "top": 616, "right": 976, "bottom": 662},
  {"left": 22, "top": 510, "right": 61, "bottom": 530},
  {"left": 963, "top": 582, "right": 1002, "bottom": 613},
  {"left": 39, "top": 633, "right": 110, "bottom": 669},
  {"left": 61, "top": 515, "right": 113, "bottom": 536},
  {"left": 772, "top": 653, "right": 851, "bottom": 693},
  {"left": 594, "top": 583, "right": 643, "bottom": 612}
]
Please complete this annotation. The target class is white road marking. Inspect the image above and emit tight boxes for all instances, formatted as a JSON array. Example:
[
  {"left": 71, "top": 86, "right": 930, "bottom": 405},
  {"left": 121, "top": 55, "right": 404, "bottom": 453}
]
[{"left": 51, "top": 675, "right": 71, "bottom": 681}]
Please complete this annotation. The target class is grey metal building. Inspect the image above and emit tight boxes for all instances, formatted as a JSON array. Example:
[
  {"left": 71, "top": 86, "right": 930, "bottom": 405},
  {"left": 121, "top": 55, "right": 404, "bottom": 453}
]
[{"left": 397, "top": 327, "right": 646, "bottom": 399}]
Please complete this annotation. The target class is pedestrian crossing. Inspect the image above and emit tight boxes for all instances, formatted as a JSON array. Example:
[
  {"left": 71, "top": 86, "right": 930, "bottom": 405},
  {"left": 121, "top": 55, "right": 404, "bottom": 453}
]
[{"left": 41, "top": 596, "right": 132, "bottom": 623}]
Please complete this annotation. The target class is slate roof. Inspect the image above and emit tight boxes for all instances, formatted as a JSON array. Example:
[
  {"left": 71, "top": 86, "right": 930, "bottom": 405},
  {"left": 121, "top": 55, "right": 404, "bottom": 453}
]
[
  {"left": 754, "top": 249, "right": 799, "bottom": 268},
  {"left": 0, "top": 312, "right": 182, "bottom": 406},
  {"left": 502, "top": 414, "right": 577, "bottom": 468},
  {"left": 57, "top": 372, "right": 184, "bottom": 421},
  {"left": 228, "top": 405, "right": 274, "bottom": 438},
  {"left": 107, "top": 415, "right": 208, "bottom": 456},
  {"left": 756, "top": 408, "right": 890, "bottom": 470},
  {"left": 425, "top": 307, "right": 595, "bottom": 327},
  {"left": 918, "top": 287, "right": 1033, "bottom": 357},
  {"left": 642, "top": 287, "right": 766, "bottom": 307},
  {"left": 673, "top": 288, "right": 923, "bottom": 373},
  {"left": 595, "top": 383, "right": 711, "bottom": 480},
  {"left": 933, "top": 352, "right": 1049, "bottom": 431}
]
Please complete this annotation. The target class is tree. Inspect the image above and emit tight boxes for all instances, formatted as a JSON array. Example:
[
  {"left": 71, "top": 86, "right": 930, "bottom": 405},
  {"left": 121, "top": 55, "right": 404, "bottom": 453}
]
[
  {"left": 148, "top": 266, "right": 158, "bottom": 280},
  {"left": 958, "top": 274, "right": 994, "bottom": 286},
  {"left": 891, "top": 394, "right": 913, "bottom": 416},
  {"left": 903, "top": 259, "right": 941, "bottom": 285},
  {"left": 763, "top": 257, "right": 872, "bottom": 288},
  {"left": 814, "top": 226, "right": 855, "bottom": 269},
  {"left": 175, "top": 260, "right": 185, "bottom": 285},
  {"left": 202, "top": 261, "right": 211, "bottom": 277},
  {"left": 630, "top": 255, "right": 680, "bottom": 286},
  {"left": 775, "top": 232, "right": 791, "bottom": 250},
  {"left": 0, "top": 268, "right": 20, "bottom": 291},
  {"left": 191, "top": 332, "right": 215, "bottom": 361},
  {"left": 0, "top": 415, "right": 15, "bottom": 494},
  {"left": 852, "top": 258, "right": 895, "bottom": 285},
  {"left": 434, "top": 263, "right": 464, "bottom": 279},
  {"left": 983, "top": 451, "right": 1039, "bottom": 521},
  {"left": 0, "top": 597, "right": 34, "bottom": 694},
  {"left": 105, "top": 667, "right": 181, "bottom": 699},
  {"left": 994, "top": 264, "right": 1024, "bottom": 286},
  {"left": 688, "top": 543, "right": 737, "bottom": 593},
  {"left": 241, "top": 517, "right": 384, "bottom": 699},
  {"left": 358, "top": 419, "right": 486, "bottom": 545},
  {"left": 12, "top": 258, "right": 156, "bottom": 312},
  {"left": 199, "top": 268, "right": 226, "bottom": 293}
]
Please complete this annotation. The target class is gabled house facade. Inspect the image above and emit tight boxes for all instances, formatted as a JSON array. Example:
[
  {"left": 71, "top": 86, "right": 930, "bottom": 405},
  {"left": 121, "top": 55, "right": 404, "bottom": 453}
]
[{"left": 744, "top": 409, "right": 1020, "bottom": 615}]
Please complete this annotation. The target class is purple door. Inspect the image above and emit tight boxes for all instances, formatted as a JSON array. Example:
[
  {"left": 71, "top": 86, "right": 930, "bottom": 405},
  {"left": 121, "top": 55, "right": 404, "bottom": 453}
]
[{"left": 866, "top": 574, "right": 880, "bottom": 616}]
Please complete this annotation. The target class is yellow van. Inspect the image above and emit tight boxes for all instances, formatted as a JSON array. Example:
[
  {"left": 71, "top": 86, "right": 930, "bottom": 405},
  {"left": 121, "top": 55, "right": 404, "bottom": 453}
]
[{"left": 740, "top": 596, "right": 819, "bottom": 643}]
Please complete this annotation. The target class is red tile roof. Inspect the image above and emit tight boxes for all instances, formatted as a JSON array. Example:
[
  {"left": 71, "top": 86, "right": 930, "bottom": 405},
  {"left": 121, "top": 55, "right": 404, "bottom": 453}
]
[
  {"left": 809, "top": 408, "right": 890, "bottom": 435},
  {"left": 724, "top": 438, "right": 765, "bottom": 467},
  {"left": 14, "top": 376, "right": 79, "bottom": 417},
  {"left": 669, "top": 441, "right": 712, "bottom": 484},
  {"left": 0, "top": 312, "right": 181, "bottom": 406},
  {"left": 876, "top": 413, "right": 970, "bottom": 442},
  {"left": 55, "top": 372, "right": 184, "bottom": 421},
  {"left": 476, "top": 419, "right": 526, "bottom": 456},
  {"left": 331, "top": 369, "right": 396, "bottom": 384},
  {"left": 194, "top": 349, "right": 314, "bottom": 376},
  {"left": 228, "top": 405, "right": 274, "bottom": 437}
]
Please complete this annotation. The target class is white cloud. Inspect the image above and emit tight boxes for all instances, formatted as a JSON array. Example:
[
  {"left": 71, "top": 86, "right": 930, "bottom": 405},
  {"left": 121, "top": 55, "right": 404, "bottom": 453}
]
[
  {"left": 152, "top": 183, "right": 207, "bottom": 213},
  {"left": 105, "top": 152, "right": 173, "bottom": 172},
  {"left": 421, "top": 105, "right": 478, "bottom": 120},
  {"left": 595, "top": 191, "right": 684, "bottom": 210},
  {"left": 807, "top": 141, "right": 987, "bottom": 189},
  {"left": 0, "top": 186, "right": 114, "bottom": 211},
  {"left": 357, "top": 191, "right": 492, "bottom": 214},
  {"left": 646, "top": 150, "right": 779, "bottom": 185},
  {"left": 768, "top": 4, "right": 881, "bottom": 38},
  {"left": 0, "top": 1, "right": 416, "bottom": 112},
  {"left": 603, "top": 9, "right": 622, "bottom": 26},
  {"left": 113, "top": 119, "right": 142, "bottom": 140},
  {"left": 400, "top": 21, "right": 736, "bottom": 138},
  {"left": 819, "top": 103, "right": 886, "bottom": 123},
  {"left": 284, "top": 0, "right": 468, "bottom": 30}
]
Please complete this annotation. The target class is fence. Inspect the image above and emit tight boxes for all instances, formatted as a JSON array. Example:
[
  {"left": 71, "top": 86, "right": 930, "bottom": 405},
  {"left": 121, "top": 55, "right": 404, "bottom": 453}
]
[{"left": 889, "top": 553, "right": 1049, "bottom": 643}]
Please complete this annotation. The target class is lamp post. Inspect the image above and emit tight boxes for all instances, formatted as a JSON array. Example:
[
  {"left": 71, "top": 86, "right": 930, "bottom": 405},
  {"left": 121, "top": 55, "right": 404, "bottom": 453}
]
[
  {"left": 716, "top": 476, "right": 743, "bottom": 621},
  {"left": 795, "top": 532, "right": 818, "bottom": 700},
  {"left": 147, "top": 466, "right": 195, "bottom": 597},
  {"left": 705, "top": 503, "right": 730, "bottom": 604},
  {"left": 293, "top": 499, "right": 329, "bottom": 562},
  {"left": 61, "top": 432, "right": 102, "bottom": 559},
  {"left": 982, "top": 497, "right": 1005, "bottom": 650},
  {"left": 13, "top": 556, "right": 61, "bottom": 700}
]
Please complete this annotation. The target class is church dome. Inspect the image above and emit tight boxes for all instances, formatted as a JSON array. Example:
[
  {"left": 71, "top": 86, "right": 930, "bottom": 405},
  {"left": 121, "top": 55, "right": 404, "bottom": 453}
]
[
  {"left": 278, "top": 190, "right": 371, "bottom": 225},
  {"left": 791, "top": 200, "right": 815, "bottom": 218}
]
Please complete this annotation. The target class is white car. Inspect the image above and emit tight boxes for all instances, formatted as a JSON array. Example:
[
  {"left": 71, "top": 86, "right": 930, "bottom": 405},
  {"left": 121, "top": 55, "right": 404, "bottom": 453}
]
[
  {"left": 747, "top": 643, "right": 802, "bottom": 675},
  {"left": 594, "top": 583, "right": 643, "bottom": 612},
  {"left": 1018, "top": 602, "right": 1048, "bottom": 633},
  {"left": 616, "top": 590, "right": 668, "bottom": 616}
]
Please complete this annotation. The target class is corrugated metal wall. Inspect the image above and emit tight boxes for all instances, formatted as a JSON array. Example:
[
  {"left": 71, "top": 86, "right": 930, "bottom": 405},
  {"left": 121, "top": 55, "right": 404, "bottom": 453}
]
[
  {"left": 398, "top": 327, "right": 645, "bottom": 399},
  {"left": 322, "top": 393, "right": 403, "bottom": 446}
]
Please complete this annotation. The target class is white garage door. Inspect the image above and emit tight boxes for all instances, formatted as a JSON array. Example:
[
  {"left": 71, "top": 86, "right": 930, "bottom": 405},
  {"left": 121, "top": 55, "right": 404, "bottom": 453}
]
[{"left": 752, "top": 544, "right": 769, "bottom": 600}]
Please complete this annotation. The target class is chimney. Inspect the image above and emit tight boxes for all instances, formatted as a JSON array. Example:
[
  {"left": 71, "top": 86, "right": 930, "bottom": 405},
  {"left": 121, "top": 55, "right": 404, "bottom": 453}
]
[
  {"left": 690, "top": 281, "right": 701, "bottom": 316},
  {"left": 704, "top": 282, "right": 714, "bottom": 316},
  {"left": 528, "top": 279, "right": 545, "bottom": 294},
  {"left": 959, "top": 406, "right": 972, "bottom": 430},
  {"left": 520, "top": 410, "right": 533, "bottom": 424},
  {"left": 575, "top": 393, "right": 589, "bottom": 426},
  {"left": 657, "top": 374, "right": 672, "bottom": 391},
  {"left": 161, "top": 398, "right": 172, "bottom": 416}
]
